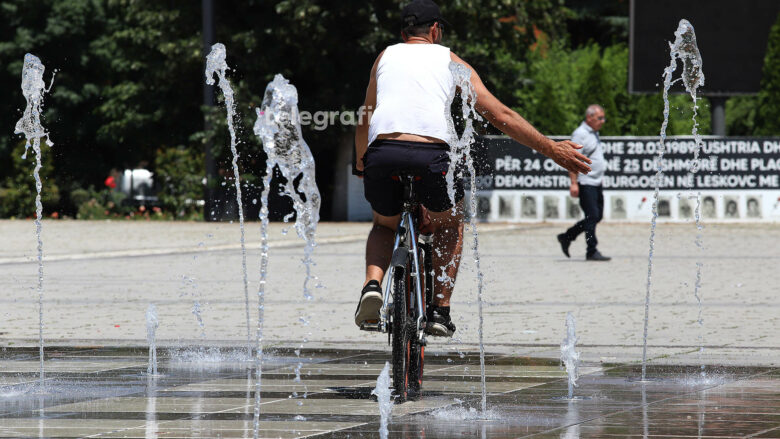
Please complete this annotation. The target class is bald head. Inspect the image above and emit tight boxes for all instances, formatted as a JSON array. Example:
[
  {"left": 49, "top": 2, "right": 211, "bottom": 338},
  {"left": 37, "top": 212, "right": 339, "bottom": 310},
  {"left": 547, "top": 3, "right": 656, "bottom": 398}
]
[{"left": 585, "top": 105, "right": 604, "bottom": 118}]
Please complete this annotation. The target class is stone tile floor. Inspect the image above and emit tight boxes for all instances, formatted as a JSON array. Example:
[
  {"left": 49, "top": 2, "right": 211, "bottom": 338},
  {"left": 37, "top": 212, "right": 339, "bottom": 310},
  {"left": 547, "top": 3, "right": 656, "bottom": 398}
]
[{"left": 0, "top": 347, "right": 777, "bottom": 438}]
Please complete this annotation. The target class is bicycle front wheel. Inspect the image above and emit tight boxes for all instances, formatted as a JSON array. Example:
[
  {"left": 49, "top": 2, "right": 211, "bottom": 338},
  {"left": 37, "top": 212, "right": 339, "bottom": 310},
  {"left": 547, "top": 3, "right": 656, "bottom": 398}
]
[
  {"left": 408, "top": 245, "right": 427, "bottom": 399},
  {"left": 391, "top": 266, "right": 411, "bottom": 402}
]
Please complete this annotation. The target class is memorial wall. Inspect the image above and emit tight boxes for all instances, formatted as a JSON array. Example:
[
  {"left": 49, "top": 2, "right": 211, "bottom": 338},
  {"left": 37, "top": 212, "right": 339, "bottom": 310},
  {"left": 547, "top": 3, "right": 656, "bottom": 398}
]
[{"left": 472, "top": 136, "right": 780, "bottom": 222}]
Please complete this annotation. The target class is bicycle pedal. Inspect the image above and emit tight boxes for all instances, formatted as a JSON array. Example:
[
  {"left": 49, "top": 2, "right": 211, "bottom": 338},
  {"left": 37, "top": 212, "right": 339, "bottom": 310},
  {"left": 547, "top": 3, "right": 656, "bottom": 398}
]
[{"left": 359, "top": 321, "right": 382, "bottom": 332}]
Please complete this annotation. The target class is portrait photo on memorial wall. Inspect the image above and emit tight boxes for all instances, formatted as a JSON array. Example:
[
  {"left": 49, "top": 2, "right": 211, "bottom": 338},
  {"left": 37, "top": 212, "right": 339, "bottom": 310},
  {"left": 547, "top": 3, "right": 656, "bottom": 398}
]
[
  {"left": 611, "top": 195, "right": 627, "bottom": 220},
  {"left": 521, "top": 195, "right": 537, "bottom": 219},
  {"left": 544, "top": 195, "right": 560, "bottom": 219},
  {"left": 498, "top": 194, "right": 515, "bottom": 219},
  {"left": 477, "top": 195, "right": 491, "bottom": 220},
  {"left": 747, "top": 196, "right": 762, "bottom": 218},
  {"left": 724, "top": 196, "right": 740, "bottom": 219},
  {"left": 702, "top": 196, "right": 717, "bottom": 219},
  {"left": 566, "top": 196, "right": 582, "bottom": 219},
  {"left": 678, "top": 195, "right": 693, "bottom": 219},
  {"left": 658, "top": 197, "right": 671, "bottom": 217}
]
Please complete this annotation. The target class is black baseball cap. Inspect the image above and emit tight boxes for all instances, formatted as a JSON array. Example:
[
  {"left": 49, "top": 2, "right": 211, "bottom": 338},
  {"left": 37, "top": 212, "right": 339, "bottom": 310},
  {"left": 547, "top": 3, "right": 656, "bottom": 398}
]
[{"left": 401, "top": 0, "right": 451, "bottom": 28}]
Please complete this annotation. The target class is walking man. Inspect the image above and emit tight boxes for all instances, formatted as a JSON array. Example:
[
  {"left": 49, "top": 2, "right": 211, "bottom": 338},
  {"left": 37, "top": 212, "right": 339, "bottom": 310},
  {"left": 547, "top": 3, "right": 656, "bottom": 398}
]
[{"left": 557, "top": 105, "right": 611, "bottom": 261}]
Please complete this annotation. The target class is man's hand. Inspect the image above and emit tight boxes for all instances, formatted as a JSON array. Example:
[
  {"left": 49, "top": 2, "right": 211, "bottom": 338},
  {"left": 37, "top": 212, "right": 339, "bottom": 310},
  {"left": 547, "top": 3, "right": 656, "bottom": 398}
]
[
  {"left": 549, "top": 140, "right": 592, "bottom": 175},
  {"left": 570, "top": 183, "right": 579, "bottom": 198},
  {"left": 352, "top": 157, "right": 365, "bottom": 179}
]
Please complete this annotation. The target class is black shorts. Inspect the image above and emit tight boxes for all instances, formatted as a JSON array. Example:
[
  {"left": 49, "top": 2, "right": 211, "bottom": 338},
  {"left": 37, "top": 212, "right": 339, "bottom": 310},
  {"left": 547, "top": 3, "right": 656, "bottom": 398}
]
[{"left": 363, "top": 139, "right": 465, "bottom": 216}]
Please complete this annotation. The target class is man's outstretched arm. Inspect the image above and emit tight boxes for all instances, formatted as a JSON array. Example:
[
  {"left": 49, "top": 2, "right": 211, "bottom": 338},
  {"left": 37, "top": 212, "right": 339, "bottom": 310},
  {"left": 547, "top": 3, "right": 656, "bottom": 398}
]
[{"left": 450, "top": 53, "right": 592, "bottom": 175}]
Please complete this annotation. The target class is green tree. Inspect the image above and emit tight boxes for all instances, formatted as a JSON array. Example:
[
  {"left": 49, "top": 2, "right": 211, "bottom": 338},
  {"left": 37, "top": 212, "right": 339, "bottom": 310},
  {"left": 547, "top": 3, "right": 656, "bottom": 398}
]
[
  {"left": 578, "top": 57, "right": 618, "bottom": 135},
  {"left": 755, "top": 12, "right": 780, "bottom": 135},
  {"left": 155, "top": 147, "right": 204, "bottom": 219},
  {"left": 563, "top": 0, "right": 628, "bottom": 47},
  {"left": 0, "top": 0, "right": 577, "bottom": 219},
  {"left": 530, "top": 82, "right": 569, "bottom": 134},
  {"left": 628, "top": 93, "right": 664, "bottom": 136},
  {"left": 513, "top": 43, "right": 592, "bottom": 135},
  {"left": 0, "top": 0, "right": 202, "bottom": 217},
  {"left": 726, "top": 96, "right": 758, "bottom": 136},
  {"left": 0, "top": 142, "right": 60, "bottom": 218},
  {"left": 515, "top": 42, "right": 711, "bottom": 137}
]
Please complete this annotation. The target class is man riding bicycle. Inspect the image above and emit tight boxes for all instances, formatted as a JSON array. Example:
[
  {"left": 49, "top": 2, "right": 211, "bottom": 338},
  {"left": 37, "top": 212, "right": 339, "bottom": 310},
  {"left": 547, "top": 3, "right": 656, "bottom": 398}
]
[{"left": 354, "top": 0, "right": 592, "bottom": 337}]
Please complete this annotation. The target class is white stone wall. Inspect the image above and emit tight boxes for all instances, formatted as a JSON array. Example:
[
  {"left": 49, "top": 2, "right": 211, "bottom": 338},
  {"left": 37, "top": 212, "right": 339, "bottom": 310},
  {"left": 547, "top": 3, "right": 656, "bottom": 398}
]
[{"left": 469, "top": 189, "right": 780, "bottom": 223}]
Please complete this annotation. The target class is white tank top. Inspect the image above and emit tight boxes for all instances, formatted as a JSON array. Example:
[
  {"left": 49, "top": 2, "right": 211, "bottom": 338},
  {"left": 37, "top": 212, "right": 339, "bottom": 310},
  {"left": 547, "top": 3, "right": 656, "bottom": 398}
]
[{"left": 368, "top": 43, "right": 454, "bottom": 145}]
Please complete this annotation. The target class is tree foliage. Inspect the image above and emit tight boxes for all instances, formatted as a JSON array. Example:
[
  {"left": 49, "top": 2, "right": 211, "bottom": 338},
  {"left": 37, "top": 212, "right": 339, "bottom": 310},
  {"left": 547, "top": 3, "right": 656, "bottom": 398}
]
[
  {"left": 0, "top": 0, "right": 574, "bottom": 219},
  {"left": 0, "top": 142, "right": 60, "bottom": 218},
  {"left": 514, "top": 43, "right": 710, "bottom": 136},
  {"left": 0, "top": 0, "right": 202, "bottom": 217},
  {"left": 754, "top": 12, "right": 780, "bottom": 135}
]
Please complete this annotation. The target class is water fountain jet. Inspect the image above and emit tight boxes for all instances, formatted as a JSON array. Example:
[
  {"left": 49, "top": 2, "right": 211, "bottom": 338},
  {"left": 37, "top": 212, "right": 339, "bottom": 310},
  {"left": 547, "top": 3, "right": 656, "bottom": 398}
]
[
  {"left": 14, "top": 53, "right": 53, "bottom": 391},
  {"left": 371, "top": 362, "right": 392, "bottom": 439},
  {"left": 560, "top": 312, "right": 580, "bottom": 400},
  {"left": 252, "top": 73, "right": 321, "bottom": 439},
  {"left": 445, "top": 61, "right": 489, "bottom": 415},
  {"left": 641, "top": 19, "right": 705, "bottom": 381},
  {"left": 205, "top": 43, "right": 252, "bottom": 357},
  {"left": 146, "top": 304, "right": 159, "bottom": 376}
]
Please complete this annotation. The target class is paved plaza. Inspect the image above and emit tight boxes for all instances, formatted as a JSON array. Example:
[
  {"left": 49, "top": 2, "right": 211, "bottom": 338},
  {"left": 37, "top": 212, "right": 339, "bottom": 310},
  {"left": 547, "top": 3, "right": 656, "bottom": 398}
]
[
  {"left": 0, "top": 219, "right": 779, "bottom": 437},
  {"left": 0, "top": 220, "right": 777, "bottom": 365}
]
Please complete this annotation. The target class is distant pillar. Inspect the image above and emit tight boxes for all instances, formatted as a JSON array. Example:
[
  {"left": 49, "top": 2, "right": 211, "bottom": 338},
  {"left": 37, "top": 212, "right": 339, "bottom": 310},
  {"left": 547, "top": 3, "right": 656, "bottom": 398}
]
[
  {"left": 202, "top": 0, "right": 217, "bottom": 221},
  {"left": 330, "top": 132, "right": 353, "bottom": 220},
  {"left": 710, "top": 96, "right": 727, "bottom": 136}
]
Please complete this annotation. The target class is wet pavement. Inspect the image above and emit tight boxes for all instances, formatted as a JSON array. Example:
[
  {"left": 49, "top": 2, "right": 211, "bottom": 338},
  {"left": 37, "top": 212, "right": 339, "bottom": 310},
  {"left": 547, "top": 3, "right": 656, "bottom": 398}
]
[{"left": 0, "top": 347, "right": 778, "bottom": 438}]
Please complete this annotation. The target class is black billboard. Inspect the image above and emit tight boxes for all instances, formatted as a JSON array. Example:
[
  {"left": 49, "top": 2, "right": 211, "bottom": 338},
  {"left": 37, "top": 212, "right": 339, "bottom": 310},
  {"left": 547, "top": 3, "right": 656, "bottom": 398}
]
[
  {"left": 477, "top": 136, "right": 780, "bottom": 191},
  {"left": 629, "top": 0, "right": 780, "bottom": 96}
]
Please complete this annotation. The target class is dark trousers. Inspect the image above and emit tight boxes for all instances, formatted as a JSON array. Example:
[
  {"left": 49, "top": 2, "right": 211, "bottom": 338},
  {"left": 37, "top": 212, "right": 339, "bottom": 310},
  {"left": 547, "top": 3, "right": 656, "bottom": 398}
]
[{"left": 564, "top": 184, "right": 603, "bottom": 256}]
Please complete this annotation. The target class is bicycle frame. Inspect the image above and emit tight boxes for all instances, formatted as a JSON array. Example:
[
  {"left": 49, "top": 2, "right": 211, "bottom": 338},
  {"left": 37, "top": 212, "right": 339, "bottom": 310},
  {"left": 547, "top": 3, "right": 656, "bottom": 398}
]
[
  {"left": 378, "top": 212, "right": 427, "bottom": 341},
  {"left": 355, "top": 173, "right": 435, "bottom": 400},
  {"left": 355, "top": 175, "right": 425, "bottom": 346}
]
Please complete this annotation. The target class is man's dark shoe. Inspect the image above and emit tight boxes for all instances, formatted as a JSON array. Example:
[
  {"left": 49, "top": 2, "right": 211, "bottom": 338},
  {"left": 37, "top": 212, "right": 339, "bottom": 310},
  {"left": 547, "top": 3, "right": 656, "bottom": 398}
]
[
  {"left": 557, "top": 233, "right": 571, "bottom": 258},
  {"left": 355, "top": 280, "right": 383, "bottom": 327},
  {"left": 586, "top": 251, "right": 611, "bottom": 261},
  {"left": 426, "top": 306, "right": 456, "bottom": 337}
]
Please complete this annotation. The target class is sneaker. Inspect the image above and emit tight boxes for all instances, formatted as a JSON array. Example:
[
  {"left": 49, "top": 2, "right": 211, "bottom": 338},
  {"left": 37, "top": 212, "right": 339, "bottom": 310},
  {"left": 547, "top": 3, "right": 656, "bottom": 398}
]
[
  {"left": 426, "top": 306, "right": 456, "bottom": 337},
  {"left": 586, "top": 251, "right": 611, "bottom": 261},
  {"left": 355, "top": 280, "right": 383, "bottom": 327},
  {"left": 557, "top": 233, "right": 571, "bottom": 258}
]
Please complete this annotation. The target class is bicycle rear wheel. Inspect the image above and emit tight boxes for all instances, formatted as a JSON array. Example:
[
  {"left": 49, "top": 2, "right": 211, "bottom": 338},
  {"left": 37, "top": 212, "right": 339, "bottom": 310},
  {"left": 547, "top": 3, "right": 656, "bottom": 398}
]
[{"left": 391, "top": 267, "right": 411, "bottom": 401}]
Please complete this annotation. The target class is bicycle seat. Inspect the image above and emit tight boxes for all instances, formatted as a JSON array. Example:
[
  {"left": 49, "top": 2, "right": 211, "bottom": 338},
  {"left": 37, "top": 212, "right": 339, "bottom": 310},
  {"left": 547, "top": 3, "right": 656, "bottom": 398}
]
[{"left": 390, "top": 168, "right": 424, "bottom": 182}]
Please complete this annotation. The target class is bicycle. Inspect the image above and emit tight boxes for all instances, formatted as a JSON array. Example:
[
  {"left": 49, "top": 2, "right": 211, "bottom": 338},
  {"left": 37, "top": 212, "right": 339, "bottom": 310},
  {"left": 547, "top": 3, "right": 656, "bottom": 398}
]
[{"left": 360, "top": 172, "right": 434, "bottom": 402}]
